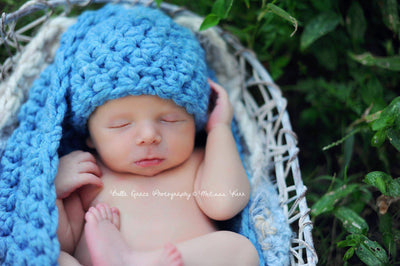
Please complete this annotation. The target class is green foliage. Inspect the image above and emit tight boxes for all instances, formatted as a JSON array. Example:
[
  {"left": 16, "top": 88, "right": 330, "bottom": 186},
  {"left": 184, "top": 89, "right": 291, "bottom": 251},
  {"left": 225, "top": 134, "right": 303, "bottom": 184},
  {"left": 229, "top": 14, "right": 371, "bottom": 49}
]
[
  {"left": 364, "top": 171, "right": 400, "bottom": 197},
  {"left": 334, "top": 206, "right": 369, "bottom": 235},
  {"left": 166, "top": 3, "right": 400, "bottom": 263},
  {"left": 262, "top": 3, "right": 298, "bottom": 37},
  {"left": 311, "top": 184, "right": 358, "bottom": 216},
  {"left": 380, "top": 213, "right": 398, "bottom": 259},
  {"left": 338, "top": 234, "right": 389, "bottom": 265},
  {"left": 349, "top": 53, "right": 400, "bottom": 71},
  {"left": 199, "top": 0, "right": 233, "bottom": 30},
  {"left": 300, "top": 11, "right": 341, "bottom": 50}
]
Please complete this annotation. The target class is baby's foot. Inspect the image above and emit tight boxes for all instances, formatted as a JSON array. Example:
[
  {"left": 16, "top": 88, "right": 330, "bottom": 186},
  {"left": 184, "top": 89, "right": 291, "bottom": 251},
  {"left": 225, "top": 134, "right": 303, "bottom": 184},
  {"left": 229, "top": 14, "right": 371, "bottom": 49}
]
[
  {"left": 84, "top": 203, "right": 128, "bottom": 266},
  {"left": 86, "top": 203, "right": 120, "bottom": 229},
  {"left": 85, "top": 203, "right": 183, "bottom": 266},
  {"left": 159, "top": 243, "right": 183, "bottom": 266}
]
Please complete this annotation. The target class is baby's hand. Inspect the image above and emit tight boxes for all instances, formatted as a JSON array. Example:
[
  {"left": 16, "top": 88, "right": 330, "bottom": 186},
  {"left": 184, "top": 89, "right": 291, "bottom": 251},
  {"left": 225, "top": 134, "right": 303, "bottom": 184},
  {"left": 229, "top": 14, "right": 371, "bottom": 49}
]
[
  {"left": 206, "top": 79, "right": 233, "bottom": 133},
  {"left": 55, "top": 151, "right": 103, "bottom": 199}
]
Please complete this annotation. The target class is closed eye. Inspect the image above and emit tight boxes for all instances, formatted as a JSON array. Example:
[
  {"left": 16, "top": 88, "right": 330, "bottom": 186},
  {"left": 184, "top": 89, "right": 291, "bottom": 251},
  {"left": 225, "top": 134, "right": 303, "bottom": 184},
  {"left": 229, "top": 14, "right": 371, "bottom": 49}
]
[
  {"left": 161, "top": 118, "right": 179, "bottom": 123},
  {"left": 160, "top": 114, "right": 184, "bottom": 123},
  {"left": 109, "top": 122, "right": 131, "bottom": 129}
]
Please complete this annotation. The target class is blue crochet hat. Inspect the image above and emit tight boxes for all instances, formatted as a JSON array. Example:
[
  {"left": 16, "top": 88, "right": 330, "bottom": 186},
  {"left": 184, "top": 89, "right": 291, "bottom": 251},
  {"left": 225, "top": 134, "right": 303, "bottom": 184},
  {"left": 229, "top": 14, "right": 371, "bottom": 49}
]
[{"left": 66, "top": 4, "right": 210, "bottom": 132}]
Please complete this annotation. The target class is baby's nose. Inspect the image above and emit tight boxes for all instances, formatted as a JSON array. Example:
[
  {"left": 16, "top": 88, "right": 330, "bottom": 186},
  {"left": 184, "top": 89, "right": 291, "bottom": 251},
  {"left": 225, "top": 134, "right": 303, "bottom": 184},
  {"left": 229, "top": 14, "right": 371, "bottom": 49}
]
[{"left": 135, "top": 123, "right": 161, "bottom": 145}]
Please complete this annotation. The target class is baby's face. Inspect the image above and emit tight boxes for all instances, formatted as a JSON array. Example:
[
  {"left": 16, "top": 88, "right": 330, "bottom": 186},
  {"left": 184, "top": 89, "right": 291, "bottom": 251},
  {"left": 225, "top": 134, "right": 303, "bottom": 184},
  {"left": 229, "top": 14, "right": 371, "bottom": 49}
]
[{"left": 87, "top": 95, "right": 196, "bottom": 176}]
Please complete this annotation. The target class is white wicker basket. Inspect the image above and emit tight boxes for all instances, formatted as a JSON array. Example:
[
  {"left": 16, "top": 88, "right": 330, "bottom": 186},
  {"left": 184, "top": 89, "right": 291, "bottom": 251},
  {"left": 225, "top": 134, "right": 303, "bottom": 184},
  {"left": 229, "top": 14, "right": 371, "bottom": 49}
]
[{"left": 0, "top": 0, "right": 318, "bottom": 264}]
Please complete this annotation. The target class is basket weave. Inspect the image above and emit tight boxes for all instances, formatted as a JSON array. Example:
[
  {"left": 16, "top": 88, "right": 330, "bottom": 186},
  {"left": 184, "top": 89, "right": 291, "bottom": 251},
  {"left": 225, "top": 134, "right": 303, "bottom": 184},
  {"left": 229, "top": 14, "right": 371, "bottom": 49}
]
[{"left": 0, "top": 0, "right": 318, "bottom": 264}]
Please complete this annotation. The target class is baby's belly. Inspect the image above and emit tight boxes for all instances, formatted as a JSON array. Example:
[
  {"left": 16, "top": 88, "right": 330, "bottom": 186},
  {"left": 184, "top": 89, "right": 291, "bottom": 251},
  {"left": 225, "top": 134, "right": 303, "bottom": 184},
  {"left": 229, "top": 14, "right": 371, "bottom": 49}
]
[
  {"left": 74, "top": 185, "right": 216, "bottom": 263},
  {"left": 106, "top": 190, "right": 217, "bottom": 250}
]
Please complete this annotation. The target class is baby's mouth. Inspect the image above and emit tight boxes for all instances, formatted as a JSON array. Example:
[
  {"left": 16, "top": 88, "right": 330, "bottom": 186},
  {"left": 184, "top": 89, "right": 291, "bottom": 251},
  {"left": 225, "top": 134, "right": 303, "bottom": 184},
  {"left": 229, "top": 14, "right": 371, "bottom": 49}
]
[{"left": 134, "top": 158, "right": 164, "bottom": 167}]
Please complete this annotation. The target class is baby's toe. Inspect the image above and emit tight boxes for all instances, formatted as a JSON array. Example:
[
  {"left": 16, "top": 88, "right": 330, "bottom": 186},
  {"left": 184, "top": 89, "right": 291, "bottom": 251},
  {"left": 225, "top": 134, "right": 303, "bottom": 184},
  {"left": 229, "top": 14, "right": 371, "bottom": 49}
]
[
  {"left": 85, "top": 206, "right": 101, "bottom": 223},
  {"left": 111, "top": 207, "right": 121, "bottom": 229},
  {"left": 163, "top": 243, "right": 183, "bottom": 266}
]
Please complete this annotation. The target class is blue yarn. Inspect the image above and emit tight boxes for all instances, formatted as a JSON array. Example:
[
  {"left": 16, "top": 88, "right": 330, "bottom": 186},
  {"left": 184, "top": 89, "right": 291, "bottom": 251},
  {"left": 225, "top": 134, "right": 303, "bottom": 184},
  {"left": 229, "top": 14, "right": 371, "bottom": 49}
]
[
  {"left": 0, "top": 4, "right": 291, "bottom": 265},
  {"left": 1, "top": 63, "right": 61, "bottom": 264},
  {"left": 231, "top": 120, "right": 292, "bottom": 265}
]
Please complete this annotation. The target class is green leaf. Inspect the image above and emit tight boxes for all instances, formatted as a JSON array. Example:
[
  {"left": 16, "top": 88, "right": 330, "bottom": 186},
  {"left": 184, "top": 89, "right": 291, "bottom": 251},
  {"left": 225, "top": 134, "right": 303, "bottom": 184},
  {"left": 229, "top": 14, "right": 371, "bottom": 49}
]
[
  {"left": 364, "top": 171, "right": 400, "bottom": 197},
  {"left": 371, "top": 112, "right": 394, "bottom": 131},
  {"left": 154, "top": 0, "right": 163, "bottom": 7},
  {"left": 199, "top": 14, "right": 221, "bottom": 31},
  {"left": 338, "top": 234, "right": 389, "bottom": 265},
  {"left": 387, "top": 178, "right": 400, "bottom": 197},
  {"left": 394, "top": 229, "right": 400, "bottom": 241},
  {"left": 343, "top": 246, "right": 355, "bottom": 261},
  {"left": 310, "top": 0, "right": 333, "bottom": 11},
  {"left": 371, "top": 130, "right": 387, "bottom": 147},
  {"left": 348, "top": 188, "right": 372, "bottom": 214},
  {"left": 346, "top": 1, "right": 367, "bottom": 44},
  {"left": 212, "top": 0, "right": 233, "bottom": 19},
  {"left": 312, "top": 38, "right": 338, "bottom": 71},
  {"left": 376, "top": 177, "right": 387, "bottom": 194},
  {"left": 266, "top": 3, "right": 298, "bottom": 36},
  {"left": 355, "top": 235, "right": 389, "bottom": 265},
  {"left": 243, "top": 0, "right": 250, "bottom": 8},
  {"left": 334, "top": 207, "right": 369, "bottom": 235},
  {"left": 337, "top": 234, "right": 362, "bottom": 248},
  {"left": 343, "top": 134, "right": 354, "bottom": 174},
  {"left": 380, "top": 0, "right": 400, "bottom": 36},
  {"left": 387, "top": 128, "right": 400, "bottom": 152},
  {"left": 364, "top": 171, "right": 391, "bottom": 194},
  {"left": 300, "top": 12, "right": 341, "bottom": 50},
  {"left": 311, "top": 184, "right": 358, "bottom": 216},
  {"left": 379, "top": 213, "right": 397, "bottom": 256},
  {"left": 361, "top": 77, "right": 385, "bottom": 109},
  {"left": 371, "top": 97, "right": 400, "bottom": 131},
  {"left": 349, "top": 52, "right": 400, "bottom": 71}
]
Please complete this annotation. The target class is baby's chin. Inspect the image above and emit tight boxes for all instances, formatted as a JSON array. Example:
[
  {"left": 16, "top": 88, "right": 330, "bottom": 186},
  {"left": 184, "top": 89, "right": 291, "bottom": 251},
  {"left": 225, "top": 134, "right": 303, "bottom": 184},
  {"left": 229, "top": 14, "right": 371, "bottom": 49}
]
[
  {"left": 114, "top": 165, "right": 171, "bottom": 177},
  {"left": 106, "top": 158, "right": 187, "bottom": 177}
]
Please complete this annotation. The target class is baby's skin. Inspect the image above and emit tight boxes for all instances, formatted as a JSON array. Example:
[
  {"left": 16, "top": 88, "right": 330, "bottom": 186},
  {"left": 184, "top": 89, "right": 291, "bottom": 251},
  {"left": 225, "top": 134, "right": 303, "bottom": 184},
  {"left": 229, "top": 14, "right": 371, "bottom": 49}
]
[
  {"left": 55, "top": 80, "right": 259, "bottom": 265},
  {"left": 84, "top": 203, "right": 183, "bottom": 266}
]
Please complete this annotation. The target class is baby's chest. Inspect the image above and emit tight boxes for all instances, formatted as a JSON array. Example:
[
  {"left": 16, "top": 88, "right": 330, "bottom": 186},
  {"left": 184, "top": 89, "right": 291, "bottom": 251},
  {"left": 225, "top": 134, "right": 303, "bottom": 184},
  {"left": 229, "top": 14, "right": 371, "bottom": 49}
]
[
  {"left": 92, "top": 173, "right": 210, "bottom": 242},
  {"left": 89, "top": 165, "right": 197, "bottom": 214}
]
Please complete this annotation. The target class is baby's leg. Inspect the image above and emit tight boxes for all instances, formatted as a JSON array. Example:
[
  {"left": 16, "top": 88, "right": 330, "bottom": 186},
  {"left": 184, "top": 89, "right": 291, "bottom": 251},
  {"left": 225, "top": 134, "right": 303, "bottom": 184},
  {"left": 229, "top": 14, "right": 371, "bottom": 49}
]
[
  {"left": 176, "top": 231, "right": 259, "bottom": 266},
  {"left": 85, "top": 203, "right": 258, "bottom": 266},
  {"left": 84, "top": 203, "right": 182, "bottom": 266}
]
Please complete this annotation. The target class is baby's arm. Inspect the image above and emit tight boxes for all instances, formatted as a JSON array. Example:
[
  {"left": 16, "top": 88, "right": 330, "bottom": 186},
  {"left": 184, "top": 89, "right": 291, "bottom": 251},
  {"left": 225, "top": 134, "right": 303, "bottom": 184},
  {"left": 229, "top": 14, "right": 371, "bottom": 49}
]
[
  {"left": 195, "top": 80, "right": 250, "bottom": 221},
  {"left": 55, "top": 151, "right": 103, "bottom": 254}
]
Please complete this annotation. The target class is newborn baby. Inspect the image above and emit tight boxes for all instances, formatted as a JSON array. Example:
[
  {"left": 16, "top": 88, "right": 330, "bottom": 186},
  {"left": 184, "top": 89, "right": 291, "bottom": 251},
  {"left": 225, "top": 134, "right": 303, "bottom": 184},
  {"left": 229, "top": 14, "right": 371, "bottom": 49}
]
[{"left": 53, "top": 4, "right": 258, "bottom": 266}]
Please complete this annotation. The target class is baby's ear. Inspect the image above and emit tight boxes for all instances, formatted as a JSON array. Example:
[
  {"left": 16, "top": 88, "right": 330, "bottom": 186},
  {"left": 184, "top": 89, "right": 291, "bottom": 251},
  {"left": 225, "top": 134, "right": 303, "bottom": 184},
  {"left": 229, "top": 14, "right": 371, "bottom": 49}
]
[{"left": 86, "top": 137, "right": 95, "bottom": 149}]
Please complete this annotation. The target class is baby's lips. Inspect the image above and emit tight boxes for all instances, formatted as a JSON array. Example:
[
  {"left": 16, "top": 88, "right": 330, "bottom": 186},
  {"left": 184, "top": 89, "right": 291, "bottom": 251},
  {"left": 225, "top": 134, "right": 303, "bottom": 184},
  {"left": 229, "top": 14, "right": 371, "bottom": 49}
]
[{"left": 134, "top": 158, "right": 164, "bottom": 167}]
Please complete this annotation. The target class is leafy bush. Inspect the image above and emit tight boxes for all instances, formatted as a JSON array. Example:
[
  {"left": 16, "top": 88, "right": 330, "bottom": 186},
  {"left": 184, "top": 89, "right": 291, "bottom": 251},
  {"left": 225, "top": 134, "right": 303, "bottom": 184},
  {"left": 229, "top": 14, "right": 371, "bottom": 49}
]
[{"left": 169, "top": 0, "right": 400, "bottom": 264}]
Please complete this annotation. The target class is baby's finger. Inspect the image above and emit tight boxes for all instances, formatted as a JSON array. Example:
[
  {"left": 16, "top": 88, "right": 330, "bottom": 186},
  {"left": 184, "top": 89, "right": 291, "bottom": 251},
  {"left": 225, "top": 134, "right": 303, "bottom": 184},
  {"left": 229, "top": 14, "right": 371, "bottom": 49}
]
[
  {"left": 79, "top": 161, "right": 102, "bottom": 177},
  {"left": 208, "top": 79, "right": 230, "bottom": 105},
  {"left": 80, "top": 173, "right": 104, "bottom": 188},
  {"left": 77, "top": 151, "right": 97, "bottom": 163},
  {"left": 208, "top": 79, "right": 227, "bottom": 96}
]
